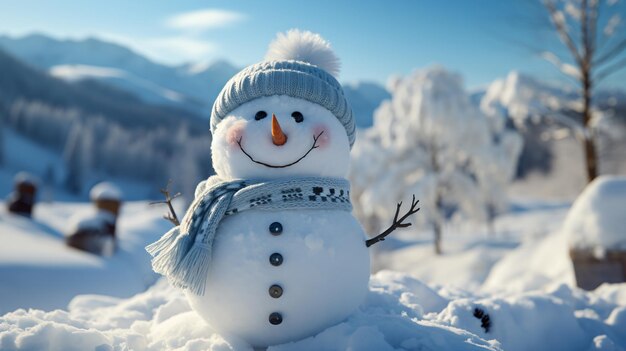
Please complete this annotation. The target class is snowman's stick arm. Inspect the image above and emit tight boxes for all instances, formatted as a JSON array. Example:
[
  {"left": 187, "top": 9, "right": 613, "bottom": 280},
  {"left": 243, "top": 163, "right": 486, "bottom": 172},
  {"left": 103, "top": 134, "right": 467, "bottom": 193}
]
[
  {"left": 150, "top": 180, "right": 182, "bottom": 226},
  {"left": 365, "top": 195, "right": 420, "bottom": 247}
]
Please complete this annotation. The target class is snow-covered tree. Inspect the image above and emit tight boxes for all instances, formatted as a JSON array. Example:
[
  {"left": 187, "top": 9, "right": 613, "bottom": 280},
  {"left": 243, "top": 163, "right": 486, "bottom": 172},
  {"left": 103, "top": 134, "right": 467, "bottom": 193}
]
[
  {"left": 169, "top": 125, "right": 204, "bottom": 204},
  {"left": 350, "top": 67, "right": 522, "bottom": 254},
  {"left": 63, "top": 122, "right": 86, "bottom": 194}
]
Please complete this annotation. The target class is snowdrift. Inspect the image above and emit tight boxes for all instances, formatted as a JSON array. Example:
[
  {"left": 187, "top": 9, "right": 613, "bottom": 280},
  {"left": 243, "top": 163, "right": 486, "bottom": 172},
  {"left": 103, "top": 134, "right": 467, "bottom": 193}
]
[{"left": 2, "top": 271, "right": 625, "bottom": 351}]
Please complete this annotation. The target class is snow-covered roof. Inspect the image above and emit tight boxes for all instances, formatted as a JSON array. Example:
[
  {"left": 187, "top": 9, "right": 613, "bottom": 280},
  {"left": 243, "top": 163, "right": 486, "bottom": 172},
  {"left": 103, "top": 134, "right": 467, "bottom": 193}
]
[
  {"left": 67, "top": 208, "right": 116, "bottom": 234},
  {"left": 13, "top": 172, "right": 38, "bottom": 186},
  {"left": 89, "top": 182, "right": 122, "bottom": 201},
  {"left": 565, "top": 176, "right": 626, "bottom": 251}
]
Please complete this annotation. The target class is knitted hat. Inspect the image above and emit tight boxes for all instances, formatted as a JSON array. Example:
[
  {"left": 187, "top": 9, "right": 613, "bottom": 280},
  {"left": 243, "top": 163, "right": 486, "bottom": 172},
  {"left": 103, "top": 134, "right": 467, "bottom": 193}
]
[{"left": 210, "top": 30, "right": 356, "bottom": 147}]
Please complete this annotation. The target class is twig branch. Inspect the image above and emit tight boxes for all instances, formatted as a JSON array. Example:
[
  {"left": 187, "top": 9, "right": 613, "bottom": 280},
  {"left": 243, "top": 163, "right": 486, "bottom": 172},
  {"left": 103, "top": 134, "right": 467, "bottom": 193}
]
[
  {"left": 365, "top": 195, "right": 420, "bottom": 248},
  {"left": 594, "top": 56, "right": 626, "bottom": 83},
  {"left": 595, "top": 38, "right": 626, "bottom": 65},
  {"left": 150, "top": 180, "right": 181, "bottom": 226},
  {"left": 544, "top": 0, "right": 584, "bottom": 66}
]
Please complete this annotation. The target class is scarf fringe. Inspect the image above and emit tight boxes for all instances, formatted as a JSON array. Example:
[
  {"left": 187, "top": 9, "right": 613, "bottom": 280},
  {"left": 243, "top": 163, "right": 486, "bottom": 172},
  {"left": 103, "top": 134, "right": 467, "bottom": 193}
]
[
  {"left": 145, "top": 226, "right": 180, "bottom": 257},
  {"left": 169, "top": 243, "right": 212, "bottom": 295},
  {"left": 149, "top": 233, "right": 191, "bottom": 277}
]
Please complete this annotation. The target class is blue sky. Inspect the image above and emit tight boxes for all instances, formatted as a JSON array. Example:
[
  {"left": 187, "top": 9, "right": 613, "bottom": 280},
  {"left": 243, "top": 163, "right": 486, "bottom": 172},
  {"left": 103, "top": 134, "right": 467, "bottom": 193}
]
[{"left": 0, "top": 0, "right": 624, "bottom": 89}]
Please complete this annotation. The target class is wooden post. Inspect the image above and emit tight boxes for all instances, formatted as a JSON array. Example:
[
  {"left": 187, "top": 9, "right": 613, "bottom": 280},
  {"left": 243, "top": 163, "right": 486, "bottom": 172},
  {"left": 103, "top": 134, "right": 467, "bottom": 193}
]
[{"left": 570, "top": 248, "right": 626, "bottom": 290}]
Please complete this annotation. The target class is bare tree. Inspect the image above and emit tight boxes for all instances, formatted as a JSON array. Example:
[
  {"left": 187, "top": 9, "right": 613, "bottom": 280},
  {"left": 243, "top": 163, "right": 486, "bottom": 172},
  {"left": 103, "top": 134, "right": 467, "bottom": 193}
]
[{"left": 542, "top": 0, "right": 626, "bottom": 182}]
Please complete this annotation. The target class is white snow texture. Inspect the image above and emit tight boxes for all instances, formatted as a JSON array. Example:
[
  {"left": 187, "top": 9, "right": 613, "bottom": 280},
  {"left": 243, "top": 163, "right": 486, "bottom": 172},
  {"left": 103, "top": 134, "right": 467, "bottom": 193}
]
[{"left": 265, "top": 29, "right": 341, "bottom": 78}]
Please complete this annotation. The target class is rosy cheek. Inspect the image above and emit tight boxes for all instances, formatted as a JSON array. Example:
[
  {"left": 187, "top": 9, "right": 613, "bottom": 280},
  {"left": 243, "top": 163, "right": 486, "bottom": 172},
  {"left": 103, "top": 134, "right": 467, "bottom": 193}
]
[
  {"left": 313, "top": 124, "right": 330, "bottom": 148},
  {"left": 226, "top": 124, "right": 245, "bottom": 146}
]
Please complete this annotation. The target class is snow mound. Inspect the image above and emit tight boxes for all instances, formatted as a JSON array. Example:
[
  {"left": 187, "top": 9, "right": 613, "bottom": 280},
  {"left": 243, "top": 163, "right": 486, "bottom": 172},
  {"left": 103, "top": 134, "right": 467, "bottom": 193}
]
[
  {"left": 89, "top": 182, "right": 122, "bottom": 201},
  {"left": 2, "top": 271, "right": 626, "bottom": 351},
  {"left": 265, "top": 29, "right": 341, "bottom": 77},
  {"left": 565, "top": 176, "right": 626, "bottom": 251},
  {"left": 483, "top": 230, "right": 575, "bottom": 293}
]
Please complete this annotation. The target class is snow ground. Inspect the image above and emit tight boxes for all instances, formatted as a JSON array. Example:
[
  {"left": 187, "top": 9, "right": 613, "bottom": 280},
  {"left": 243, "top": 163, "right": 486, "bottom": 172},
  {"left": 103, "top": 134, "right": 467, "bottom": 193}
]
[
  {"left": 1, "top": 196, "right": 625, "bottom": 350},
  {"left": 1, "top": 271, "right": 625, "bottom": 351}
]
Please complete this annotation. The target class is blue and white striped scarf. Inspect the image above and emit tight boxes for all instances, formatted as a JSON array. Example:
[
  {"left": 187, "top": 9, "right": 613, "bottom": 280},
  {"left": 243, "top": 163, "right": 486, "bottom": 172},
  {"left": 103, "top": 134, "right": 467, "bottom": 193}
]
[{"left": 146, "top": 176, "right": 352, "bottom": 295}]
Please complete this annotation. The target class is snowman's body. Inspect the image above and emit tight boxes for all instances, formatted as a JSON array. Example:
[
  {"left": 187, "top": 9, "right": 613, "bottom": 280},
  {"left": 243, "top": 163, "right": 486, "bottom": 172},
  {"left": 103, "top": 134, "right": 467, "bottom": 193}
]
[
  {"left": 187, "top": 209, "right": 370, "bottom": 346},
  {"left": 186, "top": 91, "right": 372, "bottom": 346}
]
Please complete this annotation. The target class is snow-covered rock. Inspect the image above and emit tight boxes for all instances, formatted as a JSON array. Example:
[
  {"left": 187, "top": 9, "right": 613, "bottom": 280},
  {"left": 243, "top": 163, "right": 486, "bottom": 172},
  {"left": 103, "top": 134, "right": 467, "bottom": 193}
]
[{"left": 565, "top": 176, "right": 626, "bottom": 252}]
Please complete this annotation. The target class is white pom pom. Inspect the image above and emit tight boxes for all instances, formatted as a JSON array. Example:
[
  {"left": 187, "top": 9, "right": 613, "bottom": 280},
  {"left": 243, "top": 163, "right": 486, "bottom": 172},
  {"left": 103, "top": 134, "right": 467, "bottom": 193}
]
[{"left": 265, "top": 29, "right": 341, "bottom": 78}]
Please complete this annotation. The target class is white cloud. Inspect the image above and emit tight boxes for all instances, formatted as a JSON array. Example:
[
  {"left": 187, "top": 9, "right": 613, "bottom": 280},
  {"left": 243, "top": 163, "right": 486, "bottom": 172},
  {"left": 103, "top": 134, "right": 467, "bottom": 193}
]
[{"left": 165, "top": 9, "right": 245, "bottom": 32}]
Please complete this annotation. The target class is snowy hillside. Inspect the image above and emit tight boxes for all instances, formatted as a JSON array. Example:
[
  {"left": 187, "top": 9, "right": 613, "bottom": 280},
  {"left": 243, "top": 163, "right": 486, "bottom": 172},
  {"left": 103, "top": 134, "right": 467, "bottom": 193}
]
[
  {"left": 0, "top": 199, "right": 177, "bottom": 314},
  {"left": 0, "top": 47, "right": 204, "bottom": 130},
  {"left": 0, "top": 46, "right": 213, "bottom": 200},
  {"left": 0, "top": 34, "right": 239, "bottom": 116}
]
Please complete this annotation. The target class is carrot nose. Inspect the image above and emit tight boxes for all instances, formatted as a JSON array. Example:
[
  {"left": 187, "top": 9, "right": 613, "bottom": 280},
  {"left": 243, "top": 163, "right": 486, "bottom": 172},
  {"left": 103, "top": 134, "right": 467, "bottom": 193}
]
[{"left": 271, "top": 114, "right": 287, "bottom": 146}]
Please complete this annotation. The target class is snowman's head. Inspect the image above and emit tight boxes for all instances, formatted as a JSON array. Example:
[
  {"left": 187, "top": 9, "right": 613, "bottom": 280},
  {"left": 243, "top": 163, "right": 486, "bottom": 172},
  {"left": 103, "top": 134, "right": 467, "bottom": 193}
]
[
  {"left": 210, "top": 30, "right": 356, "bottom": 180},
  {"left": 211, "top": 95, "right": 350, "bottom": 179}
]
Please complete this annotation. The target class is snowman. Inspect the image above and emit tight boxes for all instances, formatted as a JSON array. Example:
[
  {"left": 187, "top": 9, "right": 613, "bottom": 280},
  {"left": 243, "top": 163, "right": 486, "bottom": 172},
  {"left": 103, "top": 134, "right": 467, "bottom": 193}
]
[{"left": 147, "top": 29, "right": 418, "bottom": 348}]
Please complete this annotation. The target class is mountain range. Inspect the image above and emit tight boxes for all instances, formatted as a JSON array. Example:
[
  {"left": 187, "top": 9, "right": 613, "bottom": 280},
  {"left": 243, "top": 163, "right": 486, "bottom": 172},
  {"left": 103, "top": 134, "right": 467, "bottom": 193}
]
[
  {"left": 0, "top": 34, "right": 390, "bottom": 127},
  {"left": 0, "top": 46, "right": 205, "bottom": 132}
]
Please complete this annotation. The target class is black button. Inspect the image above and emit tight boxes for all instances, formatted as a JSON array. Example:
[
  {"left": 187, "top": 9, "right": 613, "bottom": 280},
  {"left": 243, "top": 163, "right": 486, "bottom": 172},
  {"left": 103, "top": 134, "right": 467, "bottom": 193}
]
[
  {"left": 269, "top": 253, "right": 283, "bottom": 266},
  {"left": 269, "top": 284, "right": 283, "bottom": 298},
  {"left": 269, "top": 222, "right": 283, "bottom": 235},
  {"left": 269, "top": 312, "right": 283, "bottom": 325}
]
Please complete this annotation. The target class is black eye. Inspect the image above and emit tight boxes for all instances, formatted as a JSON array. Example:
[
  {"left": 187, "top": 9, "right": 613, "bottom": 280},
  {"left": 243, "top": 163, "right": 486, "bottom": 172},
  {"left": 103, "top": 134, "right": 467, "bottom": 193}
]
[
  {"left": 291, "top": 111, "right": 304, "bottom": 123},
  {"left": 255, "top": 111, "right": 268, "bottom": 120}
]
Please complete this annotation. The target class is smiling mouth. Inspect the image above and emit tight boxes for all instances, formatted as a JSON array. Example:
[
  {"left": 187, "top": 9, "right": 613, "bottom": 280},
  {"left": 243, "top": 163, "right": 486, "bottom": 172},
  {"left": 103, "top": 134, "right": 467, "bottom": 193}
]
[{"left": 236, "top": 131, "right": 324, "bottom": 169}]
